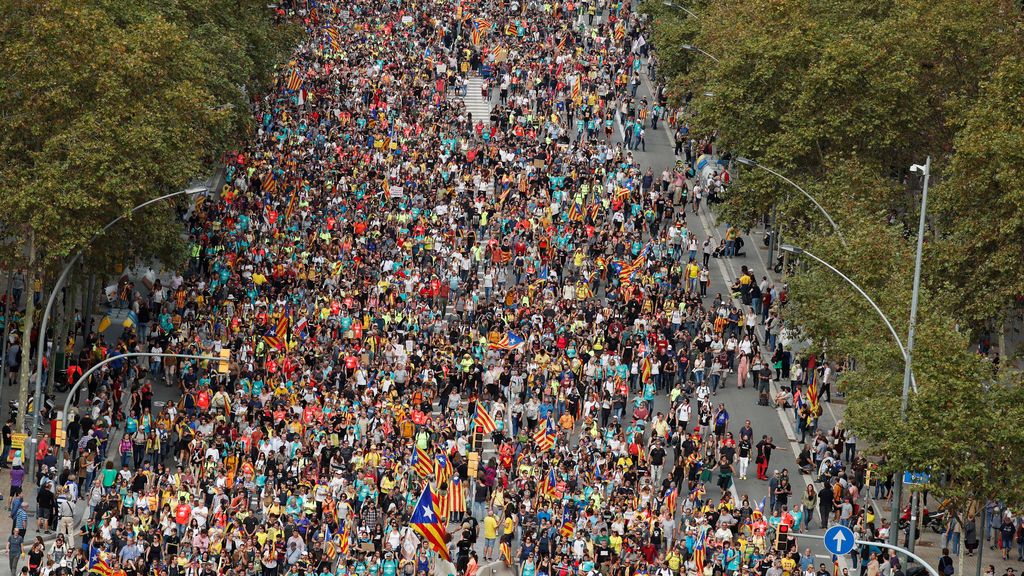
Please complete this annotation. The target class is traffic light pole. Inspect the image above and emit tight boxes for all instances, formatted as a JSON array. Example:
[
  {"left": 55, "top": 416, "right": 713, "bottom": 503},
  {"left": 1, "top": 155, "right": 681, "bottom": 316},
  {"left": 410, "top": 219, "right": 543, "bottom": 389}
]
[{"left": 787, "top": 533, "right": 940, "bottom": 576}]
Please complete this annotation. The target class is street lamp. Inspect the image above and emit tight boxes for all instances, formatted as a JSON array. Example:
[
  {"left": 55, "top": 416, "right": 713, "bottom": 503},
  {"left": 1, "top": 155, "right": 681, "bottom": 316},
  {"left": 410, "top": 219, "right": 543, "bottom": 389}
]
[
  {"left": 54, "top": 352, "right": 222, "bottom": 474},
  {"left": 736, "top": 156, "right": 847, "bottom": 248},
  {"left": 32, "top": 186, "right": 208, "bottom": 435},
  {"left": 680, "top": 44, "right": 720, "bottom": 63},
  {"left": 891, "top": 156, "right": 930, "bottom": 552},
  {"left": 778, "top": 244, "right": 917, "bottom": 393},
  {"left": 661, "top": 1, "right": 700, "bottom": 19}
]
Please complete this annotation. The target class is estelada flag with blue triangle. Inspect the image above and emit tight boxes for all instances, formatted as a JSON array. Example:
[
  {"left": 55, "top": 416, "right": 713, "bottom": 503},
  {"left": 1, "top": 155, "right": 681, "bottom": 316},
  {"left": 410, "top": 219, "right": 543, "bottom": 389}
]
[
  {"left": 532, "top": 418, "right": 556, "bottom": 451},
  {"left": 435, "top": 452, "right": 453, "bottom": 485},
  {"left": 488, "top": 331, "right": 525, "bottom": 351},
  {"left": 411, "top": 445, "right": 433, "bottom": 478},
  {"left": 410, "top": 484, "right": 450, "bottom": 561}
]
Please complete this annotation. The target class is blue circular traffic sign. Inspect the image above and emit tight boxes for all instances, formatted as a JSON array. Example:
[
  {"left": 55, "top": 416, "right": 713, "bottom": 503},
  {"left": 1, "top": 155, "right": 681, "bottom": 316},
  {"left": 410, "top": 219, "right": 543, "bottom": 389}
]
[{"left": 824, "top": 525, "right": 856, "bottom": 555}]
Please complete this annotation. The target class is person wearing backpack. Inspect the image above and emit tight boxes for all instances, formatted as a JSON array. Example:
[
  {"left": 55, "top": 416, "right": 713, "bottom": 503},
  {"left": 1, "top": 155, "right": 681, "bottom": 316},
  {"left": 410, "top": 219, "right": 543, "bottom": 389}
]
[{"left": 938, "top": 548, "right": 954, "bottom": 576}]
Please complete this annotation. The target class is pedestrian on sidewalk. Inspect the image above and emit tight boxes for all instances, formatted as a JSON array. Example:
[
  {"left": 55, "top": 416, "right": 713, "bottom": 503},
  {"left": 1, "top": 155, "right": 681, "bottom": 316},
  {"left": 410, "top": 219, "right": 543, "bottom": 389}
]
[{"left": 6, "top": 530, "right": 23, "bottom": 574}]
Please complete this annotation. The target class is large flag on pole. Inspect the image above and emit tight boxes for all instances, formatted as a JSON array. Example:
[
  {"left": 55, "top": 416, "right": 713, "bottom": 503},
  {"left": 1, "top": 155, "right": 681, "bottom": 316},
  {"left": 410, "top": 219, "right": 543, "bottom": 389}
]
[{"left": 410, "top": 485, "right": 451, "bottom": 561}]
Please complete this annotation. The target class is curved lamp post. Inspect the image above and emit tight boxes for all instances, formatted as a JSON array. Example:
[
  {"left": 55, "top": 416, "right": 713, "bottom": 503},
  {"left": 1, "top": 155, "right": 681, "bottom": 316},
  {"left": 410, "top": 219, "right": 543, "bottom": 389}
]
[
  {"left": 779, "top": 244, "right": 917, "bottom": 392},
  {"left": 680, "top": 43, "right": 720, "bottom": 63},
  {"left": 54, "top": 351, "right": 222, "bottom": 474},
  {"left": 736, "top": 156, "right": 847, "bottom": 248},
  {"left": 33, "top": 187, "right": 208, "bottom": 434},
  {"left": 661, "top": 1, "right": 700, "bottom": 19}
]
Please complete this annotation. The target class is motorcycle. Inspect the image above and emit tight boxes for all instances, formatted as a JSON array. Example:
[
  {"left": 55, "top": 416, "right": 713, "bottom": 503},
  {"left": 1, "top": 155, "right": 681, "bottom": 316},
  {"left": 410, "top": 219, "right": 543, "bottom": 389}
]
[{"left": 898, "top": 504, "right": 946, "bottom": 533}]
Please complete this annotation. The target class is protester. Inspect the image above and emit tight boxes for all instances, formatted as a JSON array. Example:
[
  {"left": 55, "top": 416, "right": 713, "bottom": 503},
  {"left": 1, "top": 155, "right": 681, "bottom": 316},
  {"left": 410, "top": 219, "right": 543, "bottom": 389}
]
[{"left": 4, "top": 0, "right": 904, "bottom": 575}]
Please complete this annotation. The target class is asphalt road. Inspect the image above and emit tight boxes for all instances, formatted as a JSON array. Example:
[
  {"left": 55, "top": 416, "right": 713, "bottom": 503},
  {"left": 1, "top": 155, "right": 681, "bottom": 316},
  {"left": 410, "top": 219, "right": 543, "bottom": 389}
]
[{"left": 458, "top": 57, "right": 854, "bottom": 576}]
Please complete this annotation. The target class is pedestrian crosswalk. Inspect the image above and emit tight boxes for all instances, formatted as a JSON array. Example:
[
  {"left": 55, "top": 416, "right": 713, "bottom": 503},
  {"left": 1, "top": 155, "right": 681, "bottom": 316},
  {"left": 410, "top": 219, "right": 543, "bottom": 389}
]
[{"left": 456, "top": 76, "right": 492, "bottom": 125}]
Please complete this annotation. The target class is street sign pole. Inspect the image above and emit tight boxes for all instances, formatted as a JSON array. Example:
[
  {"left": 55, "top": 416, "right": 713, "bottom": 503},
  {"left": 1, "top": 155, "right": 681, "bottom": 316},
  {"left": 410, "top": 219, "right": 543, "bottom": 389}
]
[{"left": 789, "top": 533, "right": 941, "bottom": 576}]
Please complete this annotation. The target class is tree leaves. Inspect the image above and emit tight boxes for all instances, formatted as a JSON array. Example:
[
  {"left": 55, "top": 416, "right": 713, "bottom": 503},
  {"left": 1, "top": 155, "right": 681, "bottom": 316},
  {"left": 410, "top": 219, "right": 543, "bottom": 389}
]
[
  {"left": 0, "top": 0, "right": 294, "bottom": 273},
  {"left": 931, "top": 56, "right": 1024, "bottom": 327},
  {"left": 649, "top": 0, "right": 1024, "bottom": 330}
]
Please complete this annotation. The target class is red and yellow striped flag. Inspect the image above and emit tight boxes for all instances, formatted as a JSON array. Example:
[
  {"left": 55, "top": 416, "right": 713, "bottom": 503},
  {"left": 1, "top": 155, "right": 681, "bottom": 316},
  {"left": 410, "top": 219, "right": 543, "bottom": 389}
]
[
  {"left": 411, "top": 485, "right": 451, "bottom": 561},
  {"left": 287, "top": 69, "right": 303, "bottom": 91},
  {"left": 474, "top": 402, "right": 498, "bottom": 434}
]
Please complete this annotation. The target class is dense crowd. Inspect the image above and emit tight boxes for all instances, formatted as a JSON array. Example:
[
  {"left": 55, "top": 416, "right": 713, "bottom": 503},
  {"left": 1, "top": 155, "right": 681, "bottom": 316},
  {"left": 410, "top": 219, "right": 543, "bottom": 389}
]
[{"left": 1, "top": 0, "right": 906, "bottom": 575}]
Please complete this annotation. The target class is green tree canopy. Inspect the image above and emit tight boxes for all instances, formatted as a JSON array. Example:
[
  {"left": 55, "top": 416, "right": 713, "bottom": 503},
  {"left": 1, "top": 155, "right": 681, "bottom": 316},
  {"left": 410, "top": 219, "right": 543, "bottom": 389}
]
[{"left": 0, "top": 0, "right": 295, "bottom": 271}]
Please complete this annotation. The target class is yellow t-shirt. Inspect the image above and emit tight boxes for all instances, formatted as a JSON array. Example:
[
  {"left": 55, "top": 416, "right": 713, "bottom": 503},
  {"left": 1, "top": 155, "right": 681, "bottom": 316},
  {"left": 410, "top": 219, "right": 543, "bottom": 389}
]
[
  {"left": 609, "top": 533, "right": 623, "bottom": 555},
  {"left": 484, "top": 516, "right": 499, "bottom": 539}
]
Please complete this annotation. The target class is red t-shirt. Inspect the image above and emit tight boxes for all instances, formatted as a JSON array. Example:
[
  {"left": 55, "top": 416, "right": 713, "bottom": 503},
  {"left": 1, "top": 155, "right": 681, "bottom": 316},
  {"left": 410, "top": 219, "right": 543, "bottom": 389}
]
[{"left": 175, "top": 503, "right": 192, "bottom": 525}]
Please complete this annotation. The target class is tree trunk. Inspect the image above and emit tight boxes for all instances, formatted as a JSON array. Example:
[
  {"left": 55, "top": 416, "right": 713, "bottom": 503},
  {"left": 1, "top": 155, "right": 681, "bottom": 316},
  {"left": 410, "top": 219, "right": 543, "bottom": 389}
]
[
  {"left": 84, "top": 273, "right": 96, "bottom": 337},
  {"left": 16, "top": 230, "right": 35, "bottom": 434},
  {"left": 46, "top": 282, "right": 64, "bottom": 394},
  {"left": 998, "top": 313, "right": 1006, "bottom": 365},
  {"left": 0, "top": 269, "right": 13, "bottom": 391}
]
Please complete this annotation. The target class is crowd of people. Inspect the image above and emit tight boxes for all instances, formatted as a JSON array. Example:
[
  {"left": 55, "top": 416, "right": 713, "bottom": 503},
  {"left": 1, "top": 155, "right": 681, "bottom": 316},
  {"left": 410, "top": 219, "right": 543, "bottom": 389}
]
[{"left": 0, "top": 0, "right": 910, "bottom": 575}]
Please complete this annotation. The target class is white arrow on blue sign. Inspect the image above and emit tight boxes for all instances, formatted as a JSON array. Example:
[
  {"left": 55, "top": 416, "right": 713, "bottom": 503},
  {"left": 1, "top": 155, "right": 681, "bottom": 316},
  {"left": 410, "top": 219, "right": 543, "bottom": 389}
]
[
  {"left": 903, "top": 471, "right": 931, "bottom": 485},
  {"left": 824, "top": 525, "right": 856, "bottom": 555}
]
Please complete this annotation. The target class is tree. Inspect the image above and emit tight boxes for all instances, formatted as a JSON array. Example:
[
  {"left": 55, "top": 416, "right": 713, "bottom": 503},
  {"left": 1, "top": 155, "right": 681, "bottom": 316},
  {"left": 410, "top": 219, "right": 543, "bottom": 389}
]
[
  {"left": 931, "top": 56, "right": 1024, "bottom": 332},
  {"left": 647, "top": 0, "right": 1024, "bottom": 334},
  {"left": 0, "top": 0, "right": 295, "bottom": 429}
]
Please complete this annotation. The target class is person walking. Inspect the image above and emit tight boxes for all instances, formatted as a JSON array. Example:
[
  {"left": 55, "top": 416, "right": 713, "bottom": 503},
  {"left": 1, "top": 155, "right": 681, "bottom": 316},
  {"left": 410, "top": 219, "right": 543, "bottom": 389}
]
[
  {"left": 803, "top": 485, "right": 818, "bottom": 530},
  {"left": 7, "top": 530, "right": 23, "bottom": 575},
  {"left": 818, "top": 482, "right": 834, "bottom": 529}
]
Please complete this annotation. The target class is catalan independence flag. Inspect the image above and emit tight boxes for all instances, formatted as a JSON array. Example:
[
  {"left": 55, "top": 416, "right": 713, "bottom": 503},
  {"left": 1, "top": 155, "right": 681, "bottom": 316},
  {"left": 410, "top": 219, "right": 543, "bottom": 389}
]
[
  {"left": 261, "top": 171, "right": 277, "bottom": 193},
  {"left": 339, "top": 521, "right": 351, "bottom": 556},
  {"left": 90, "top": 560, "right": 115, "bottom": 576},
  {"left": 411, "top": 485, "right": 450, "bottom": 561},
  {"left": 559, "top": 518, "right": 575, "bottom": 538},
  {"left": 471, "top": 20, "right": 481, "bottom": 45},
  {"left": 411, "top": 446, "right": 433, "bottom": 478},
  {"left": 262, "top": 314, "right": 289, "bottom": 351},
  {"left": 444, "top": 476, "right": 467, "bottom": 516},
  {"left": 693, "top": 525, "right": 709, "bottom": 576},
  {"left": 285, "top": 190, "right": 297, "bottom": 220},
  {"left": 533, "top": 419, "right": 555, "bottom": 451},
  {"left": 435, "top": 453, "right": 453, "bottom": 486},
  {"left": 488, "top": 331, "right": 525, "bottom": 351},
  {"left": 664, "top": 487, "right": 678, "bottom": 514},
  {"left": 618, "top": 241, "right": 653, "bottom": 283},
  {"left": 326, "top": 26, "right": 341, "bottom": 51},
  {"left": 287, "top": 68, "right": 303, "bottom": 91},
  {"left": 567, "top": 200, "right": 585, "bottom": 222}
]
